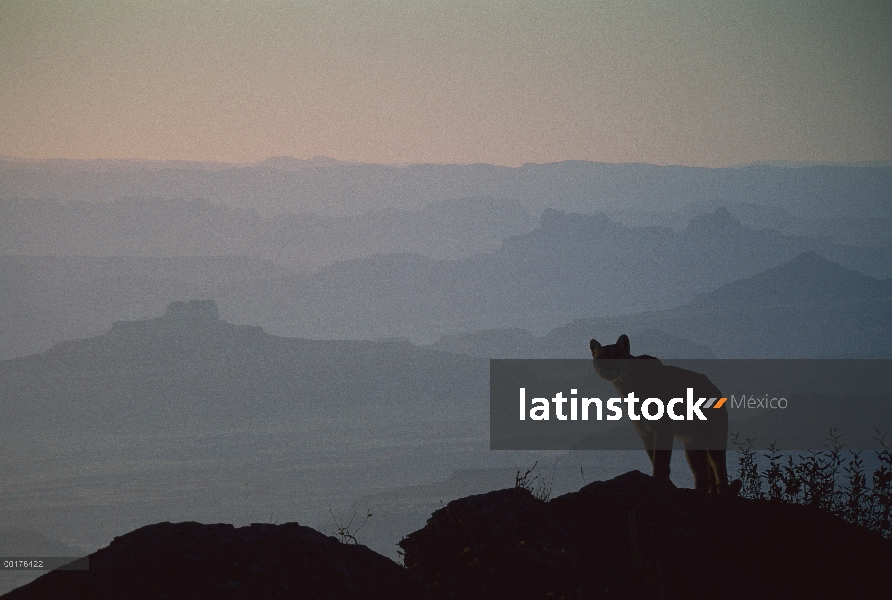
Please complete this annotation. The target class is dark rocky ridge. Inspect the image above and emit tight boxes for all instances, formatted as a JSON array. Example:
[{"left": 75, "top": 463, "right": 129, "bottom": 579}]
[
  {"left": 2, "top": 522, "right": 427, "bottom": 599},
  {"left": 399, "top": 470, "right": 891, "bottom": 599},
  {"left": 5, "top": 471, "right": 890, "bottom": 599}
]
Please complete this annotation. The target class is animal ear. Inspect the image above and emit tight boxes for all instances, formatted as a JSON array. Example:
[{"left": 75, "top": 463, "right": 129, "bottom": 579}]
[
  {"left": 616, "top": 334, "right": 630, "bottom": 354},
  {"left": 590, "top": 339, "right": 601, "bottom": 353}
]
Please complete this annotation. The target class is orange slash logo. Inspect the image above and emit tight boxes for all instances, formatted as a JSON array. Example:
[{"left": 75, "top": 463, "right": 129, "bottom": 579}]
[{"left": 703, "top": 397, "right": 727, "bottom": 409}]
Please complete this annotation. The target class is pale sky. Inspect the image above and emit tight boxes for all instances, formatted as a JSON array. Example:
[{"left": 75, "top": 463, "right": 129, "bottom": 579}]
[{"left": 1, "top": 1, "right": 889, "bottom": 167}]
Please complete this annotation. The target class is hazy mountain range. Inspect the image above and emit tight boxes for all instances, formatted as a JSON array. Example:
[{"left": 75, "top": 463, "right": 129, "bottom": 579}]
[
  {"left": 3, "top": 207, "right": 890, "bottom": 360},
  {"left": 214, "top": 208, "right": 892, "bottom": 342},
  {"left": 0, "top": 196, "right": 536, "bottom": 270},
  {"left": 0, "top": 300, "right": 486, "bottom": 436},
  {"left": 430, "top": 252, "right": 892, "bottom": 359},
  {"left": 0, "top": 255, "right": 286, "bottom": 359},
  {"left": 2, "top": 158, "right": 890, "bottom": 246},
  {"left": 0, "top": 301, "right": 492, "bottom": 554}
]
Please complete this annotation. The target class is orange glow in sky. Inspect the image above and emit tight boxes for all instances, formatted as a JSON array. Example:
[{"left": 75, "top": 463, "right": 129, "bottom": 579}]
[{"left": 1, "top": 1, "right": 889, "bottom": 166}]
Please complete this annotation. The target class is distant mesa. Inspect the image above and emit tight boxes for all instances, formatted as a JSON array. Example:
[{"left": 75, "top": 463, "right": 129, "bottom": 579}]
[
  {"left": 108, "top": 300, "right": 264, "bottom": 337},
  {"left": 164, "top": 300, "right": 220, "bottom": 321}
]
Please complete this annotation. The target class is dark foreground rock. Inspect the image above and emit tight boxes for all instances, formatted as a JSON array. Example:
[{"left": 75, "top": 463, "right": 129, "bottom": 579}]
[
  {"left": 6, "top": 471, "right": 891, "bottom": 599},
  {"left": 2, "top": 521, "right": 426, "bottom": 599},
  {"left": 399, "top": 470, "right": 892, "bottom": 599}
]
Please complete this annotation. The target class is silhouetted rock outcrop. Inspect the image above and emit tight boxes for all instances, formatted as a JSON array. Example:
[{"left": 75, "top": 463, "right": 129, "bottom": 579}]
[
  {"left": 5, "top": 472, "right": 891, "bottom": 598},
  {"left": 399, "top": 470, "right": 891, "bottom": 599},
  {"left": 3, "top": 522, "right": 427, "bottom": 599}
]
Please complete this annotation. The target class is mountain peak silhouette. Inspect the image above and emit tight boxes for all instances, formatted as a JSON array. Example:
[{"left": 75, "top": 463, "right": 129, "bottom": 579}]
[
  {"left": 685, "top": 206, "right": 743, "bottom": 232},
  {"left": 688, "top": 251, "right": 891, "bottom": 311}
]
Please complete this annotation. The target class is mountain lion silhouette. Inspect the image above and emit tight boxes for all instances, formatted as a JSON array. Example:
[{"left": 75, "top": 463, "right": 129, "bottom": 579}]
[{"left": 590, "top": 334, "right": 741, "bottom": 495}]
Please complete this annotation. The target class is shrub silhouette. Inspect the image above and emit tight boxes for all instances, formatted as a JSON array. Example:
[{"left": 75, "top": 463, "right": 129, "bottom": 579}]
[
  {"left": 732, "top": 428, "right": 892, "bottom": 538},
  {"left": 514, "top": 460, "right": 554, "bottom": 502}
]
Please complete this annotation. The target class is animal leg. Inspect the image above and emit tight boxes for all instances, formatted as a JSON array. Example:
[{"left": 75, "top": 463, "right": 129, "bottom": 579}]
[
  {"left": 638, "top": 433, "right": 657, "bottom": 471},
  {"left": 651, "top": 427, "right": 673, "bottom": 482},
  {"left": 707, "top": 449, "right": 741, "bottom": 495},
  {"left": 651, "top": 450, "right": 672, "bottom": 482},
  {"left": 707, "top": 461, "right": 720, "bottom": 494},
  {"left": 684, "top": 447, "right": 711, "bottom": 492}
]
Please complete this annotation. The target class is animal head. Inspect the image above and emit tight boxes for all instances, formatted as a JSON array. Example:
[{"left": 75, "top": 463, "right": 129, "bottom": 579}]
[{"left": 590, "top": 334, "right": 633, "bottom": 382}]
